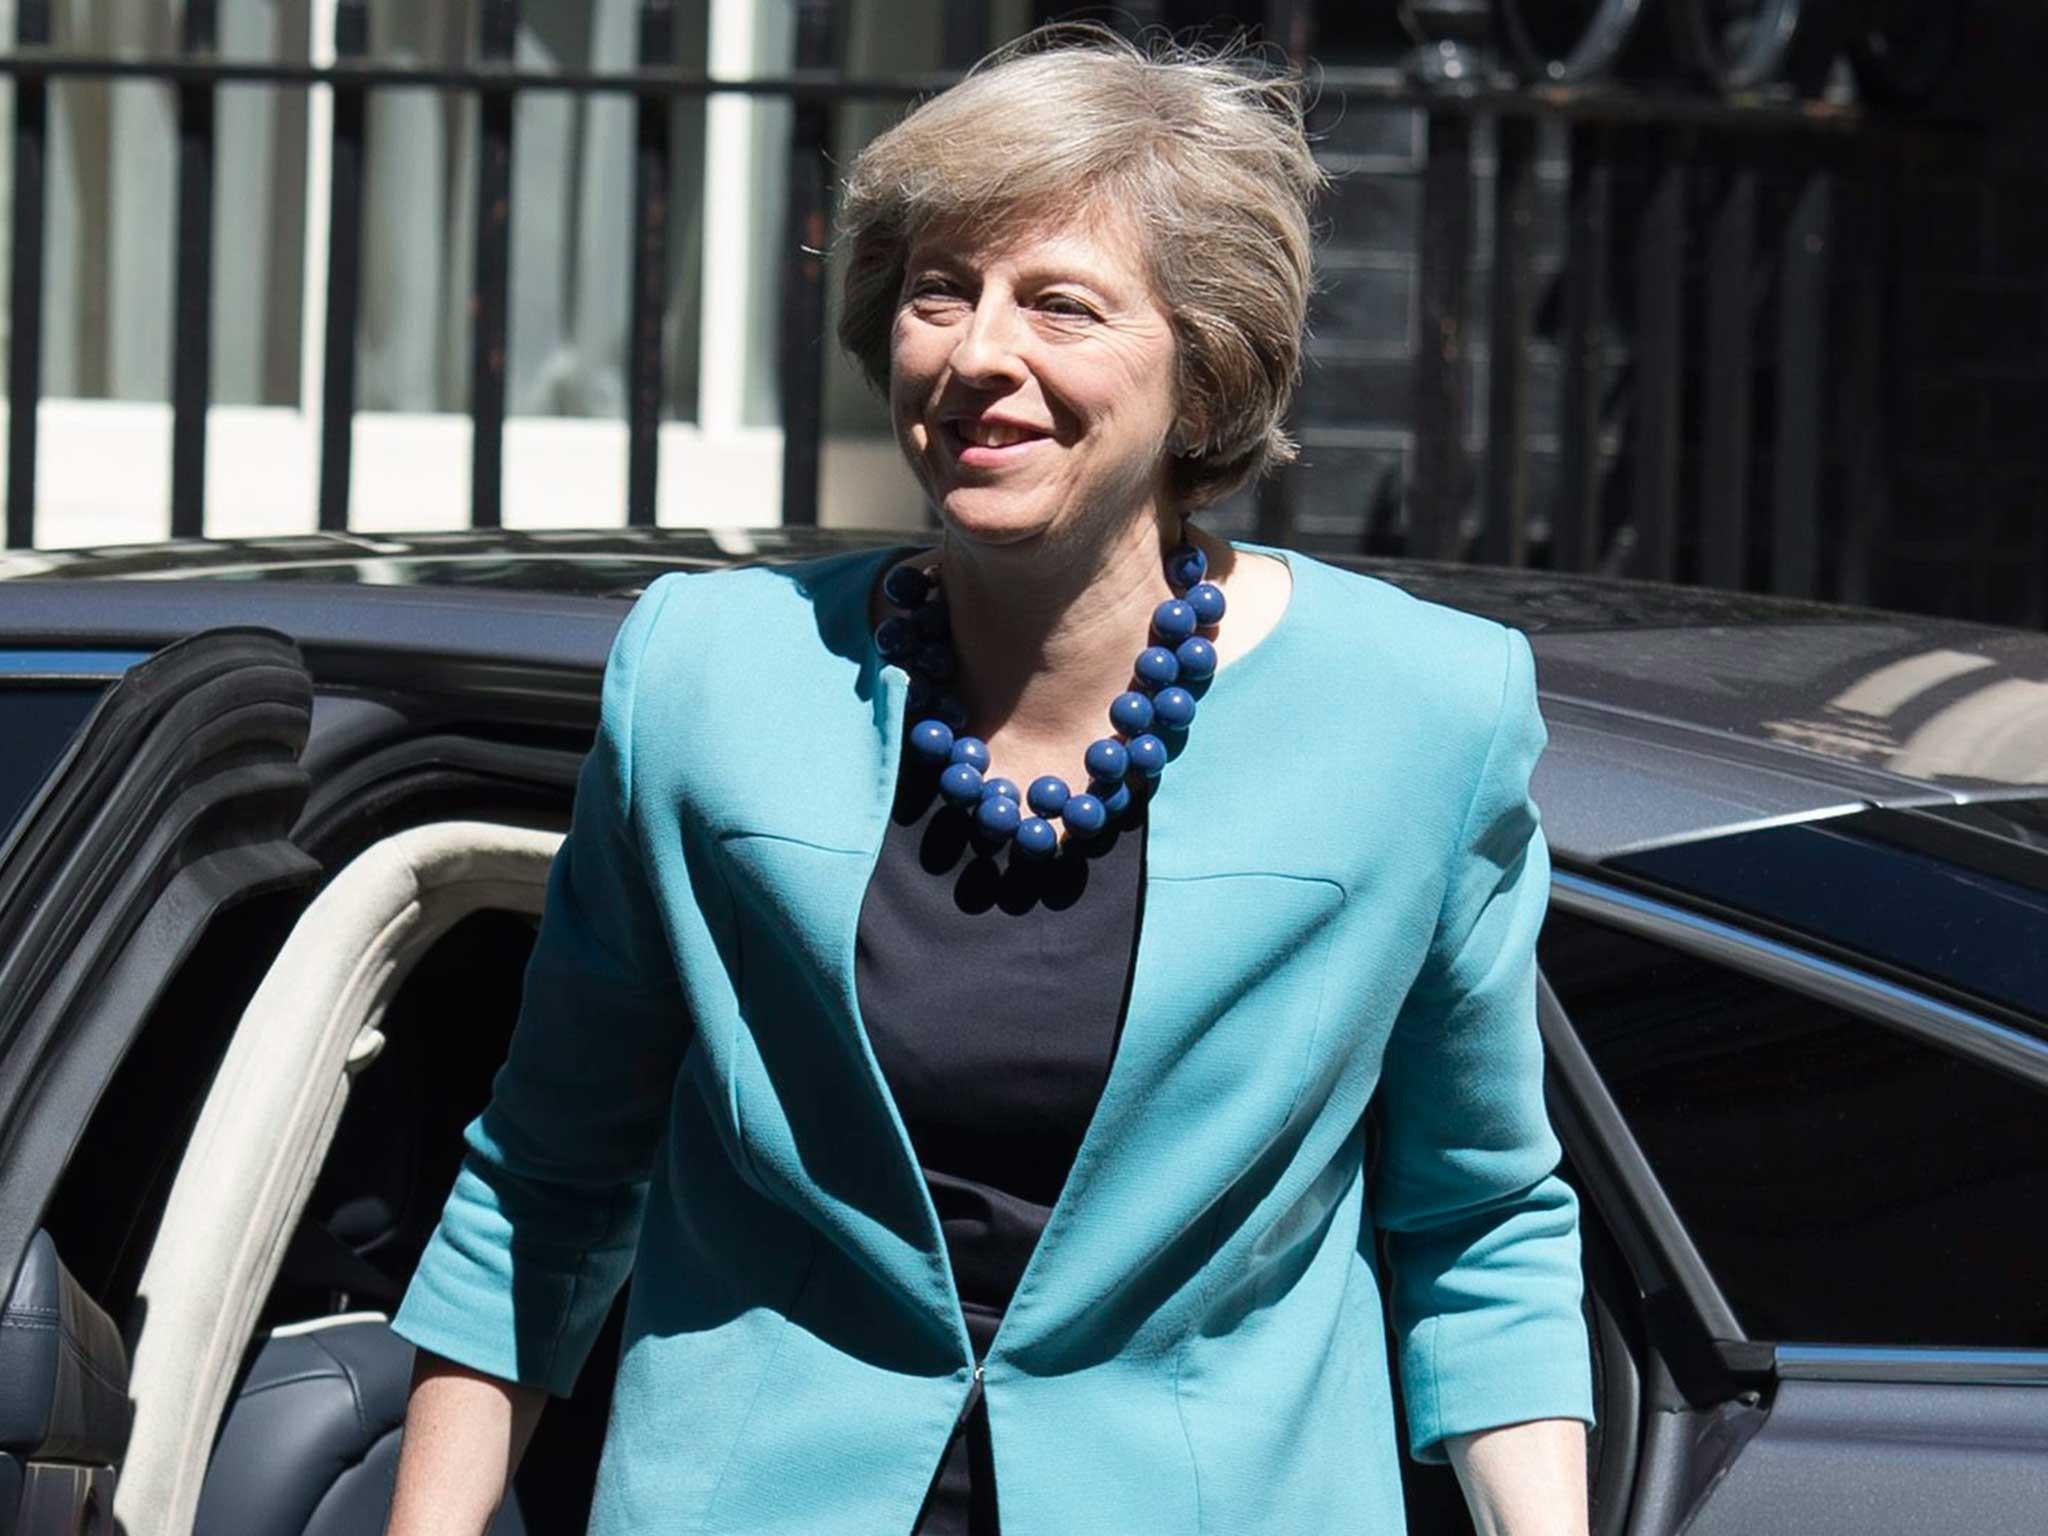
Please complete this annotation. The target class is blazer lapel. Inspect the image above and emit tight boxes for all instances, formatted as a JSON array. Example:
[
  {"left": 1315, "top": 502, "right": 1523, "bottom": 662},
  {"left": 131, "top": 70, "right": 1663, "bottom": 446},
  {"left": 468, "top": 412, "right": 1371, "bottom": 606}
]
[{"left": 713, "top": 548, "right": 974, "bottom": 1357}]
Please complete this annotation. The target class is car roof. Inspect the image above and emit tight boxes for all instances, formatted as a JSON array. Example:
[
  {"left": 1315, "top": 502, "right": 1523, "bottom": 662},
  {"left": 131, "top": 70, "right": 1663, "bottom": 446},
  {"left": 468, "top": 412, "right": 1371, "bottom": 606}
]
[{"left": 3, "top": 527, "right": 2044, "bottom": 868}]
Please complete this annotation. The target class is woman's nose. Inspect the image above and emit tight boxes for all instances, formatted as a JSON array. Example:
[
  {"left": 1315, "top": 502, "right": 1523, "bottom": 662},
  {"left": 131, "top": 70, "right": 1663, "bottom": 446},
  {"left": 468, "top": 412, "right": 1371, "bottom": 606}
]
[{"left": 948, "top": 299, "right": 1028, "bottom": 388}]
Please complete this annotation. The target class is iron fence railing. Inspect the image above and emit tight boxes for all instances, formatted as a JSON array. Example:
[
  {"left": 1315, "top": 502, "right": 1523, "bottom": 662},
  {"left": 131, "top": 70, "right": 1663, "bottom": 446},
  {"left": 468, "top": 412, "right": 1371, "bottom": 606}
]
[{"left": 0, "top": 0, "right": 1973, "bottom": 616}]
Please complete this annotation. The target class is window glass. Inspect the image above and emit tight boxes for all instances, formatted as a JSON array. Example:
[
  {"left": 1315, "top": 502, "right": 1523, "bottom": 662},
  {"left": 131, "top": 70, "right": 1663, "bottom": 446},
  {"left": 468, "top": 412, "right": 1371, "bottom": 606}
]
[
  {"left": 1539, "top": 907, "right": 2048, "bottom": 1348},
  {"left": 1611, "top": 815, "right": 2048, "bottom": 1023},
  {"left": 34, "top": 4, "right": 309, "bottom": 407},
  {"left": 0, "top": 687, "right": 106, "bottom": 844},
  {"left": 356, "top": 0, "right": 709, "bottom": 422}
]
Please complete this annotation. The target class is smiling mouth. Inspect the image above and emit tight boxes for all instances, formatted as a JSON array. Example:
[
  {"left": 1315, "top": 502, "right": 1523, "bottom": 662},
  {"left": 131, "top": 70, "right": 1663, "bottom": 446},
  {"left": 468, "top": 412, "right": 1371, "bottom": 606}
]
[{"left": 946, "top": 419, "right": 1050, "bottom": 451}]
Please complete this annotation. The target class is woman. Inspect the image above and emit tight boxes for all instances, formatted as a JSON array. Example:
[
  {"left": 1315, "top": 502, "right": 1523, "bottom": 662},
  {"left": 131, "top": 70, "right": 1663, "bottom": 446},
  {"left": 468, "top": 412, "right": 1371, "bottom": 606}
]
[{"left": 386, "top": 26, "right": 1595, "bottom": 1536}]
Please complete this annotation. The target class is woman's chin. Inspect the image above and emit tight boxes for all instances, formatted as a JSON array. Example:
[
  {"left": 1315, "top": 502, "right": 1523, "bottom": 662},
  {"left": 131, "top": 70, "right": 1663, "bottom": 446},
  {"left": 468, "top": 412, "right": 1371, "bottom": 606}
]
[{"left": 931, "top": 491, "right": 1059, "bottom": 547}]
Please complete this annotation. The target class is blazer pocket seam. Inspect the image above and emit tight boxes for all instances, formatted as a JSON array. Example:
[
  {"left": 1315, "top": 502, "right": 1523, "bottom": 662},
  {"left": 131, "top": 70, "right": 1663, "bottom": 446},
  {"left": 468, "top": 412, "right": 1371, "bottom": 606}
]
[
  {"left": 1150, "top": 870, "right": 1348, "bottom": 894},
  {"left": 715, "top": 825, "right": 871, "bottom": 856},
  {"left": 1173, "top": 879, "right": 1346, "bottom": 1536},
  {"left": 1171, "top": 1327, "right": 1208, "bottom": 1536},
  {"left": 697, "top": 1231, "right": 825, "bottom": 1534},
  {"left": 1277, "top": 894, "right": 1347, "bottom": 1129}
]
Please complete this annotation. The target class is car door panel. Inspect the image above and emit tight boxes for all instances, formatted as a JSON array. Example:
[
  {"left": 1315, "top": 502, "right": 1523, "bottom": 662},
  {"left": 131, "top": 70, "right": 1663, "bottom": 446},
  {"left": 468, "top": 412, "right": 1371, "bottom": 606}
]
[
  {"left": 1680, "top": 1375, "right": 2048, "bottom": 1534},
  {"left": 1536, "top": 886, "right": 2048, "bottom": 1536},
  {"left": 0, "top": 628, "right": 318, "bottom": 1281},
  {"left": 1532, "top": 973, "right": 1774, "bottom": 1536},
  {"left": 0, "top": 627, "right": 320, "bottom": 1533}
]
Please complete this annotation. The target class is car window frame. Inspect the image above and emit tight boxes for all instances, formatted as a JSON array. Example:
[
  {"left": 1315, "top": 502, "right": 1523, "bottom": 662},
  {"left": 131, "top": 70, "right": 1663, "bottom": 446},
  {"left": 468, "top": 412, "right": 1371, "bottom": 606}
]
[{"left": 1544, "top": 870, "right": 2048, "bottom": 1388}]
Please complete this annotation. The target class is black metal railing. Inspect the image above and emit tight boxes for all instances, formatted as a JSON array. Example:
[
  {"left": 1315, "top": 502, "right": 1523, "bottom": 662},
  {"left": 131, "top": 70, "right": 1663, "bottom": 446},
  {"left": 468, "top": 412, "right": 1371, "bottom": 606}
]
[
  {"left": 0, "top": 0, "right": 962, "bottom": 548},
  {"left": 0, "top": 0, "right": 1976, "bottom": 620}
]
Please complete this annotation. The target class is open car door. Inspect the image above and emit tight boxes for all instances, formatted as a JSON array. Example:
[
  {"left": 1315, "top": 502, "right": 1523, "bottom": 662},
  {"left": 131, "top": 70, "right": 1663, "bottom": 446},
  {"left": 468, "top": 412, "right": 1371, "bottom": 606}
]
[
  {"left": 1530, "top": 955, "right": 2048, "bottom": 1536},
  {"left": 0, "top": 628, "right": 319, "bottom": 1536}
]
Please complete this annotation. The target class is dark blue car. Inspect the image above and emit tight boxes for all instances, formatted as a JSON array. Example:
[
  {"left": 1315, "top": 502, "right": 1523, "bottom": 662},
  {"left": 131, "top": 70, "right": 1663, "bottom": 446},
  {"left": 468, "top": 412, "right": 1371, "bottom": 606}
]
[{"left": 2, "top": 529, "right": 2044, "bottom": 1536}]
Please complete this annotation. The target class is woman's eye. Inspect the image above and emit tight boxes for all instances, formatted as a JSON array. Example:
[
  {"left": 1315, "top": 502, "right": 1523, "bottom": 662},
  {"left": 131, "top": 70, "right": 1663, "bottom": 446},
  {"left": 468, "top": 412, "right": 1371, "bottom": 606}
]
[{"left": 1039, "top": 296, "right": 1097, "bottom": 320}]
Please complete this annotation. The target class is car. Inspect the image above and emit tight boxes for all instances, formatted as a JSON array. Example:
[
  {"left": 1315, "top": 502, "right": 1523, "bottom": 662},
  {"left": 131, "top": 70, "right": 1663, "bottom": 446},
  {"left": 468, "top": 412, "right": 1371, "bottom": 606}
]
[{"left": 1, "top": 527, "right": 2044, "bottom": 1536}]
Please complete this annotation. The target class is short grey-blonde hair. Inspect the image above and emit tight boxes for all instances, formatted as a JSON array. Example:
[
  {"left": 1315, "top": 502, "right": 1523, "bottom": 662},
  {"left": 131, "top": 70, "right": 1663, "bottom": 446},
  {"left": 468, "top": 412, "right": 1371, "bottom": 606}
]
[{"left": 835, "top": 25, "right": 1326, "bottom": 508}]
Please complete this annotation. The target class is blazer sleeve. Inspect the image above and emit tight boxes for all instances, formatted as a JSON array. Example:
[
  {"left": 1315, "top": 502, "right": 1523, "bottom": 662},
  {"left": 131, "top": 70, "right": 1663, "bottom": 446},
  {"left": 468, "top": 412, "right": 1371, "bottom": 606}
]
[
  {"left": 1367, "top": 623, "right": 1596, "bottom": 1465},
  {"left": 390, "top": 575, "right": 694, "bottom": 1399}
]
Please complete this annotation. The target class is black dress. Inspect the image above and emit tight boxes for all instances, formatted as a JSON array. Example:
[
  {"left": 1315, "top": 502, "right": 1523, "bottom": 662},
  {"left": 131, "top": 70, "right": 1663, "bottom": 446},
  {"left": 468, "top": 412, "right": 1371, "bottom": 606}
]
[{"left": 855, "top": 757, "right": 1147, "bottom": 1536}]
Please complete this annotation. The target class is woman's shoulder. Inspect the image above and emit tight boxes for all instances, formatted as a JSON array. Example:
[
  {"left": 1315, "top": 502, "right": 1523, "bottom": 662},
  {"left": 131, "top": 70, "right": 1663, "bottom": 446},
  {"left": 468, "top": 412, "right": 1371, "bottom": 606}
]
[
  {"left": 1256, "top": 544, "right": 1525, "bottom": 730},
  {"left": 603, "top": 548, "right": 899, "bottom": 790},
  {"left": 619, "top": 546, "right": 897, "bottom": 681},
  {"left": 629, "top": 546, "right": 893, "bottom": 635}
]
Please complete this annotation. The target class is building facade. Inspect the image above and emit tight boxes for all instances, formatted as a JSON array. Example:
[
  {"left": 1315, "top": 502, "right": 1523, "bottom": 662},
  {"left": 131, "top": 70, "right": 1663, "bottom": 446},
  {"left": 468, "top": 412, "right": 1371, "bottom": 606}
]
[{"left": 1, "top": 1, "right": 2043, "bottom": 631}]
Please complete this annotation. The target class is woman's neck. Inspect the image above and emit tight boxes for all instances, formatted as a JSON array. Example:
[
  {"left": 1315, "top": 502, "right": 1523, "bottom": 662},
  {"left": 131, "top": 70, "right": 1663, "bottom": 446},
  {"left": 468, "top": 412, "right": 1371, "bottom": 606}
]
[{"left": 938, "top": 512, "right": 1183, "bottom": 756}]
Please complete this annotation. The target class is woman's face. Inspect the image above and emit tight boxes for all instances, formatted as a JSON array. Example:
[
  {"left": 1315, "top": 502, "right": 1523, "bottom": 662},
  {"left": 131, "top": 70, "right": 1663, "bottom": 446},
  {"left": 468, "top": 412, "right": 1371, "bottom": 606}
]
[{"left": 889, "top": 210, "right": 1180, "bottom": 550}]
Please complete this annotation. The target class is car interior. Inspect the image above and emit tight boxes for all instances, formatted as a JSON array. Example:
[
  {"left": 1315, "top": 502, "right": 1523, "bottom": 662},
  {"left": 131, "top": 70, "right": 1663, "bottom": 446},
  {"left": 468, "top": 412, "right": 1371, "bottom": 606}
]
[{"left": 12, "top": 785, "right": 1649, "bottom": 1536}]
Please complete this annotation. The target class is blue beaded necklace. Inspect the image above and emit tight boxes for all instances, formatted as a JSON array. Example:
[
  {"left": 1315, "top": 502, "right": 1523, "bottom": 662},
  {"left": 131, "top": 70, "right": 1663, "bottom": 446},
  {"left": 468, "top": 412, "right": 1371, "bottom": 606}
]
[{"left": 875, "top": 538, "right": 1227, "bottom": 858}]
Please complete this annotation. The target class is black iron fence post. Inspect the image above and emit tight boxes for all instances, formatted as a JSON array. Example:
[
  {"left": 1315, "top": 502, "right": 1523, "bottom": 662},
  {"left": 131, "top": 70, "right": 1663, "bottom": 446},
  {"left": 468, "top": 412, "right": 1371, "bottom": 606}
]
[
  {"left": 626, "top": 0, "right": 675, "bottom": 528},
  {"left": 1254, "top": 0, "right": 1312, "bottom": 548},
  {"left": 1410, "top": 108, "right": 1474, "bottom": 562},
  {"left": 4, "top": 0, "right": 48, "bottom": 550},
  {"left": 940, "top": 0, "right": 988, "bottom": 69},
  {"left": 1481, "top": 111, "right": 1536, "bottom": 568},
  {"left": 169, "top": 0, "right": 219, "bottom": 540},
  {"left": 317, "top": 0, "right": 369, "bottom": 533},
  {"left": 1835, "top": 149, "right": 1887, "bottom": 612},
  {"left": 777, "top": 0, "right": 836, "bottom": 528},
  {"left": 1700, "top": 151, "right": 1757, "bottom": 591},
  {"left": 1630, "top": 129, "right": 1685, "bottom": 582},
  {"left": 1772, "top": 161, "right": 1832, "bottom": 598},
  {"left": 1557, "top": 122, "right": 1612, "bottom": 573},
  {"left": 470, "top": 0, "right": 518, "bottom": 530}
]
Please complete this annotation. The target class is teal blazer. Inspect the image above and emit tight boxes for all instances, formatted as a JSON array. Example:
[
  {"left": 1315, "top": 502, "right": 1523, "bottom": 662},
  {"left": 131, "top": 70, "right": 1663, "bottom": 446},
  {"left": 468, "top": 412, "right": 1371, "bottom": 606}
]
[{"left": 392, "top": 541, "right": 1596, "bottom": 1535}]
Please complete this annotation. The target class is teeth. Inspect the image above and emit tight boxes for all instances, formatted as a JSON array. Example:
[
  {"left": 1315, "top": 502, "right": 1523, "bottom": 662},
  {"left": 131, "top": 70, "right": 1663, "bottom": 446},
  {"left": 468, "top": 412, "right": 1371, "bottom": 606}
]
[{"left": 960, "top": 421, "right": 1032, "bottom": 448}]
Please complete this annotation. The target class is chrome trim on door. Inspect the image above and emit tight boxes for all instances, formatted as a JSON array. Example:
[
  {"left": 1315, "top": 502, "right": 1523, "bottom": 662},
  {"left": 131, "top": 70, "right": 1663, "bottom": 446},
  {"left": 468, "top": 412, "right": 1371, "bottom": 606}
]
[{"left": 1775, "top": 1345, "right": 2048, "bottom": 1386}]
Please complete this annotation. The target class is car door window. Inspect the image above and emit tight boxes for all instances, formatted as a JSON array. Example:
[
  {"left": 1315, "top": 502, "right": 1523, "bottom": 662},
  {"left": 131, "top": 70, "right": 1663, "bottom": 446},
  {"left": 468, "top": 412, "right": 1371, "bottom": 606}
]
[
  {"left": 0, "top": 686, "right": 105, "bottom": 842},
  {"left": 1538, "top": 906, "right": 2048, "bottom": 1349}
]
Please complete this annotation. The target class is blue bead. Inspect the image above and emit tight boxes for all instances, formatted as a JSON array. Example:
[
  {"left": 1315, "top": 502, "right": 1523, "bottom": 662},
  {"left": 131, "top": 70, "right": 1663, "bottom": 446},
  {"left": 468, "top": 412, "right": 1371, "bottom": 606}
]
[
  {"left": 875, "top": 616, "right": 915, "bottom": 661},
  {"left": 1152, "top": 599, "right": 1198, "bottom": 644},
  {"left": 913, "top": 640, "right": 955, "bottom": 681},
  {"left": 1109, "top": 690, "right": 1155, "bottom": 734},
  {"left": 1062, "top": 793, "right": 1108, "bottom": 837},
  {"left": 934, "top": 694, "right": 969, "bottom": 731},
  {"left": 1166, "top": 543, "right": 1207, "bottom": 589},
  {"left": 1027, "top": 775, "right": 1071, "bottom": 816},
  {"left": 1175, "top": 636, "right": 1217, "bottom": 681},
  {"left": 975, "top": 794, "right": 1021, "bottom": 841},
  {"left": 1134, "top": 647, "right": 1180, "bottom": 690},
  {"left": 939, "top": 763, "right": 984, "bottom": 807},
  {"left": 1092, "top": 779, "right": 1133, "bottom": 817},
  {"left": 1014, "top": 817, "right": 1059, "bottom": 859},
  {"left": 883, "top": 563, "right": 932, "bottom": 608},
  {"left": 1185, "top": 581, "right": 1227, "bottom": 626},
  {"left": 909, "top": 719, "right": 955, "bottom": 763},
  {"left": 1126, "top": 733, "right": 1168, "bottom": 776},
  {"left": 906, "top": 674, "right": 935, "bottom": 712},
  {"left": 1084, "top": 738, "right": 1129, "bottom": 782},
  {"left": 949, "top": 735, "right": 991, "bottom": 773},
  {"left": 982, "top": 777, "right": 1021, "bottom": 803},
  {"left": 1153, "top": 686, "right": 1197, "bottom": 729}
]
